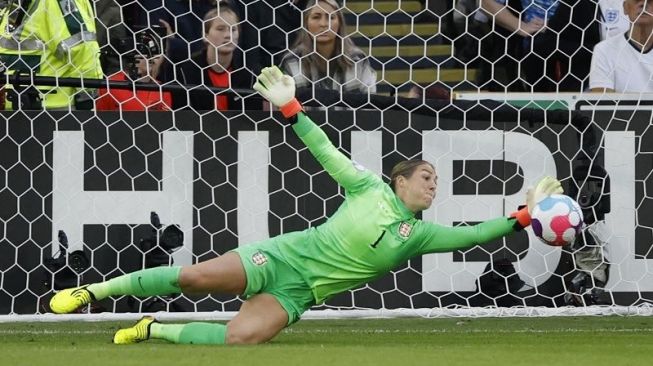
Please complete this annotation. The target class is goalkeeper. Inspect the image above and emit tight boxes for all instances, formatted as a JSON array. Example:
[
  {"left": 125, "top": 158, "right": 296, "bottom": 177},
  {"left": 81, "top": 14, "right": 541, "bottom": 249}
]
[{"left": 50, "top": 66, "right": 562, "bottom": 345}]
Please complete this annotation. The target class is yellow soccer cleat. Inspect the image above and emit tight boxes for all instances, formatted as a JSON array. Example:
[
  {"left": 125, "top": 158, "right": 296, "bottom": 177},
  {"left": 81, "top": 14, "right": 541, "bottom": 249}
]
[
  {"left": 49, "top": 285, "right": 96, "bottom": 314},
  {"left": 113, "top": 316, "right": 156, "bottom": 345}
]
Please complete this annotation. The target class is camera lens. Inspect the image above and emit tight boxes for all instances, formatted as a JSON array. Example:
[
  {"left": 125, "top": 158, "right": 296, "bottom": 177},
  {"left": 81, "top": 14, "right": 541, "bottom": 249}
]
[{"left": 68, "top": 251, "right": 89, "bottom": 273}]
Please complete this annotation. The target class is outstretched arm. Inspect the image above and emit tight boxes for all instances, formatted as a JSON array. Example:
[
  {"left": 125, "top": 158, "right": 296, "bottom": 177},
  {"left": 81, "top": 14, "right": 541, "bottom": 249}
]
[
  {"left": 253, "top": 66, "right": 374, "bottom": 191},
  {"left": 417, "top": 217, "right": 518, "bottom": 254},
  {"left": 417, "top": 176, "right": 563, "bottom": 254}
]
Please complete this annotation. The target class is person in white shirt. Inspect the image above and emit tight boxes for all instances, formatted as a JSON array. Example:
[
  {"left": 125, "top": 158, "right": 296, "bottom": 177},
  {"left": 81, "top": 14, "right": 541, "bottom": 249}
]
[{"left": 590, "top": 0, "right": 653, "bottom": 92}]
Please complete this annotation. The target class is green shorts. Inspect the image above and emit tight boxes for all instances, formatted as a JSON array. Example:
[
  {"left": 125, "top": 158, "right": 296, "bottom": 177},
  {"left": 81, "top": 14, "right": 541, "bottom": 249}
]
[{"left": 232, "top": 239, "right": 316, "bottom": 325}]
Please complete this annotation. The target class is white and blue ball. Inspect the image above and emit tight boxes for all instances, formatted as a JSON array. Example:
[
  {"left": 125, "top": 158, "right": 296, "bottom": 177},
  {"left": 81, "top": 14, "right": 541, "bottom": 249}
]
[{"left": 531, "top": 194, "right": 584, "bottom": 247}]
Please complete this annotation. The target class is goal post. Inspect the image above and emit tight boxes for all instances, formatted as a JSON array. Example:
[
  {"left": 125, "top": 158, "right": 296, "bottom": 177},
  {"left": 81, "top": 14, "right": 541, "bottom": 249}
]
[
  {"left": 1, "top": 0, "right": 653, "bottom": 321},
  {"left": 2, "top": 94, "right": 652, "bottom": 319}
]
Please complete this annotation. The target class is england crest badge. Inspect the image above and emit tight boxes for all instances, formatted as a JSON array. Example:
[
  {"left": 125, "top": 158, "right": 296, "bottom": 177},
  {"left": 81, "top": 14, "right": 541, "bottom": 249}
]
[
  {"left": 252, "top": 251, "right": 268, "bottom": 266},
  {"left": 605, "top": 8, "right": 619, "bottom": 24},
  {"left": 398, "top": 222, "right": 413, "bottom": 239}
]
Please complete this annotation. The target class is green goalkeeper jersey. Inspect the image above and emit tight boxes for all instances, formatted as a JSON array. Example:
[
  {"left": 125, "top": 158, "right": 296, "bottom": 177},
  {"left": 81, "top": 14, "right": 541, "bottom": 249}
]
[{"left": 276, "top": 113, "right": 518, "bottom": 304}]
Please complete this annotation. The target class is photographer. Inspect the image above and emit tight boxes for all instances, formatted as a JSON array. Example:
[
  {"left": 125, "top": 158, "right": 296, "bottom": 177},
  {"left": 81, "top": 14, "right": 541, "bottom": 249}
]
[{"left": 95, "top": 28, "right": 172, "bottom": 111}]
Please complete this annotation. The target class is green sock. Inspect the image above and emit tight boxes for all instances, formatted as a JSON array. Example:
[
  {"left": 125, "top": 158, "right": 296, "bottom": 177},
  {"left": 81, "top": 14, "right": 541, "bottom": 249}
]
[
  {"left": 150, "top": 322, "right": 227, "bottom": 345},
  {"left": 87, "top": 266, "right": 182, "bottom": 300}
]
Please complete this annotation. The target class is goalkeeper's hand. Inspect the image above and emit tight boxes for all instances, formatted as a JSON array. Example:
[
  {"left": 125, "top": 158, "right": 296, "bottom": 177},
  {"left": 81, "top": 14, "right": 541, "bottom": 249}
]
[
  {"left": 253, "top": 66, "right": 303, "bottom": 118},
  {"left": 526, "top": 176, "right": 563, "bottom": 215},
  {"left": 511, "top": 176, "right": 562, "bottom": 230}
]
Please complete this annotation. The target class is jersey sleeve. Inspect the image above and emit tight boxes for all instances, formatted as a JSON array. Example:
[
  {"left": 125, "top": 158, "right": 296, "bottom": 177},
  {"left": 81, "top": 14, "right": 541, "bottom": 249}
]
[
  {"left": 589, "top": 41, "right": 615, "bottom": 90},
  {"left": 292, "top": 112, "right": 376, "bottom": 192},
  {"left": 414, "top": 217, "right": 517, "bottom": 255}
]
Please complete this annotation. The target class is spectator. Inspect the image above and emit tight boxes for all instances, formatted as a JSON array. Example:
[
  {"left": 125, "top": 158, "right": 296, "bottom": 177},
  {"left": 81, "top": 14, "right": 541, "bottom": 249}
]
[
  {"left": 138, "top": 0, "right": 219, "bottom": 82},
  {"left": 0, "top": 0, "right": 103, "bottom": 110},
  {"left": 280, "top": 0, "right": 377, "bottom": 94},
  {"left": 590, "top": 0, "right": 653, "bottom": 92},
  {"left": 173, "top": 4, "right": 259, "bottom": 110},
  {"left": 96, "top": 53, "right": 172, "bottom": 111},
  {"left": 134, "top": 0, "right": 306, "bottom": 80},
  {"left": 481, "top": 0, "right": 600, "bottom": 92}
]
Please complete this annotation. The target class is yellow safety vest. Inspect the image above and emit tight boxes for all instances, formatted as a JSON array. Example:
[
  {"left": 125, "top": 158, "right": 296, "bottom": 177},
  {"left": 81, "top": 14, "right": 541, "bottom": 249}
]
[{"left": 0, "top": 0, "right": 103, "bottom": 109}]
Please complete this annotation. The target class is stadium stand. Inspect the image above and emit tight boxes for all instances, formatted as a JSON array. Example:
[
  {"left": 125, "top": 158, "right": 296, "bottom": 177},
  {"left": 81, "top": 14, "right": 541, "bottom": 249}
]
[{"left": 344, "top": 0, "right": 474, "bottom": 96}]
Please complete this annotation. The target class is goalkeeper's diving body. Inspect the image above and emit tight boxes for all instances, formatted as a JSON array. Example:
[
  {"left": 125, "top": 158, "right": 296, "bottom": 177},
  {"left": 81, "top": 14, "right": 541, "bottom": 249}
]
[{"left": 50, "top": 67, "right": 563, "bottom": 345}]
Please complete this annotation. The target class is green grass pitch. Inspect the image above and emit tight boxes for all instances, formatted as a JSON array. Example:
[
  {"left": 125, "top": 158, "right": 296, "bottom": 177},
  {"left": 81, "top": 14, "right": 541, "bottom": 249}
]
[{"left": 1, "top": 316, "right": 650, "bottom": 366}]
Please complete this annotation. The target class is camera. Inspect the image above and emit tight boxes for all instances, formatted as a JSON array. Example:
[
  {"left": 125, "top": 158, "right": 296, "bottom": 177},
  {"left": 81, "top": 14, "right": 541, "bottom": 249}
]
[
  {"left": 564, "top": 265, "right": 611, "bottom": 306},
  {"left": 44, "top": 230, "right": 90, "bottom": 290},
  {"left": 573, "top": 163, "right": 610, "bottom": 224},
  {"left": 104, "top": 25, "right": 167, "bottom": 79},
  {"left": 139, "top": 211, "right": 184, "bottom": 268}
]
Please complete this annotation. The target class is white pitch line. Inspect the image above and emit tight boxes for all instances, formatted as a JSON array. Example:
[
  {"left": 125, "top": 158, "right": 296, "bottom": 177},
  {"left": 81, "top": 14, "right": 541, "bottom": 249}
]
[
  {"left": 3, "top": 305, "right": 653, "bottom": 323},
  {"left": 2, "top": 327, "right": 653, "bottom": 336},
  {"left": 282, "top": 328, "right": 653, "bottom": 334},
  {"left": 0, "top": 329, "right": 113, "bottom": 335}
]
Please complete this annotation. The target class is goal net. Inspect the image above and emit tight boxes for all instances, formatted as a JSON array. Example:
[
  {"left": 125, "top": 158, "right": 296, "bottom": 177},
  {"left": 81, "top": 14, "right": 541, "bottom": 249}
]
[{"left": 0, "top": 0, "right": 651, "bottom": 321}]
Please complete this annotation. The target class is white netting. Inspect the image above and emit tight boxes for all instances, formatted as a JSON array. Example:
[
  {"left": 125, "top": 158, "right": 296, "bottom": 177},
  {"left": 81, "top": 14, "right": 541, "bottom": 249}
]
[{"left": 0, "top": 0, "right": 652, "bottom": 319}]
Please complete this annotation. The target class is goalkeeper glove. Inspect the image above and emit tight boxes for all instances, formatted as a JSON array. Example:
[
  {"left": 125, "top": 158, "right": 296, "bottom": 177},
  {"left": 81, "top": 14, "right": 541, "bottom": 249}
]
[
  {"left": 511, "top": 176, "right": 563, "bottom": 229},
  {"left": 253, "top": 66, "right": 303, "bottom": 119},
  {"left": 526, "top": 176, "right": 563, "bottom": 214}
]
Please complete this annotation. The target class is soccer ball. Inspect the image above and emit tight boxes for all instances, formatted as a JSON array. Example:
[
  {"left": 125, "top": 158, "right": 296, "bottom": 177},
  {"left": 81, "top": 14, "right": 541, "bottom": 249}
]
[{"left": 531, "top": 194, "right": 584, "bottom": 247}]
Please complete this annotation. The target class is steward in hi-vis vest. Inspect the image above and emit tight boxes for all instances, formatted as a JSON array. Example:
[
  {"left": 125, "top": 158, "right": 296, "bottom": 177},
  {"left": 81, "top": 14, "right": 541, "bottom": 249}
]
[{"left": 0, "top": 0, "right": 103, "bottom": 109}]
